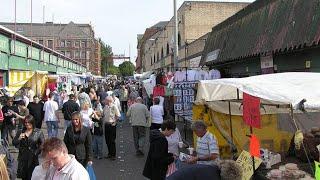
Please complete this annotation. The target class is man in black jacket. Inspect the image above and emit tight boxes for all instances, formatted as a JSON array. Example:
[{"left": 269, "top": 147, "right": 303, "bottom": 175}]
[
  {"left": 62, "top": 94, "right": 80, "bottom": 134},
  {"left": 27, "top": 96, "right": 44, "bottom": 129},
  {"left": 143, "top": 121, "right": 175, "bottom": 180}
]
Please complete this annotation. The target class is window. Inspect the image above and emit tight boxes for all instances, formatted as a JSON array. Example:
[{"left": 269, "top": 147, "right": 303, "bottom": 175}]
[
  {"left": 39, "top": 40, "right": 44, "bottom": 45},
  {"left": 157, "top": 52, "right": 159, "bottom": 61},
  {"left": 161, "top": 48, "right": 164, "bottom": 58},
  {"left": 47, "top": 40, "right": 53, "bottom": 48},
  {"left": 75, "top": 51, "right": 80, "bottom": 58},
  {"left": 81, "top": 41, "right": 87, "bottom": 48},
  {"left": 153, "top": 54, "right": 156, "bottom": 63},
  {"left": 60, "top": 40, "right": 65, "bottom": 47},
  {"left": 86, "top": 51, "right": 90, "bottom": 59},
  {"left": 65, "top": 51, "right": 71, "bottom": 58},
  {"left": 151, "top": 57, "right": 153, "bottom": 65},
  {"left": 178, "top": 33, "right": 181, "bottom": 47},
  {"left": 17, "top": 27, "right": 23, "bottom": 33},
  {"left": 166, "top": 43, "right": 170, "bottom": 55},
  {"left": 66, "top": 41, "right": 71, "bottom": 47},
  {"left": 81, "top": 51, "right": 86, "bottom": 59},
  {"left": 75, "top": 41, "right": 80, "bottom": 48}
]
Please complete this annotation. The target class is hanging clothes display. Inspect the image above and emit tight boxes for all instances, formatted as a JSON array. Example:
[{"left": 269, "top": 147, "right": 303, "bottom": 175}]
[
  {"left": 153, "top": 85, "right": 165, "bottom": 97},
  {"left": 174, "top": 70, "right": 186, "bottom": 82},
  {"left": 186, "top": 69, "right": 197, "bottom": 81},
  {"left": 208, "top": 69, "right": 221, "bottom": 79}
]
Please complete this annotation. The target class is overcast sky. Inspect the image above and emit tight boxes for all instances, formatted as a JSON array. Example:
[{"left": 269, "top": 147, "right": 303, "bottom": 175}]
[{"left": 0, "top": 0, "right": 253, "bottom": 65}]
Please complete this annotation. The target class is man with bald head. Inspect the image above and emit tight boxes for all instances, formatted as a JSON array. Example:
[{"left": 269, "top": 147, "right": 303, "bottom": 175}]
[
  {"left": 102, "top": 96, "right": 120, "bottom": 160},
  {"left": 127, "top": 97, "right": 150, "bottom": 156}
]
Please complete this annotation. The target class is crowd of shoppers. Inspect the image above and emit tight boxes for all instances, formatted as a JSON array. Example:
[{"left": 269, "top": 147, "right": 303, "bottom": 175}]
[{"left": 0, "top": 78, "right": 242, "bottom": 180}]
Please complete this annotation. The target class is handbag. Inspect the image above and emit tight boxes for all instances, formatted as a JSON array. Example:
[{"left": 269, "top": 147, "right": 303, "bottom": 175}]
[{"left": 86, "top": 165, "right": 96, "bottom": 180}]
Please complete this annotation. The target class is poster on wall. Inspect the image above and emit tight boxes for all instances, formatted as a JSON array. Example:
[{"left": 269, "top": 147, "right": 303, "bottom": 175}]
[
  {"left": 173, "top": 81, "right": 197, "bottom": 117},
  {"left": 260, "top": 55, "right": 274, "bottom": 74}
]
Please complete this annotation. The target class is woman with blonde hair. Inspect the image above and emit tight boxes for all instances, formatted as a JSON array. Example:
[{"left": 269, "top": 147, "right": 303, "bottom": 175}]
[
  {"left": 63, "top": 111, "right": 93, "bottom": 167},
  {"left": 80, "top": 102, "right": 94, "bottom": 129}
]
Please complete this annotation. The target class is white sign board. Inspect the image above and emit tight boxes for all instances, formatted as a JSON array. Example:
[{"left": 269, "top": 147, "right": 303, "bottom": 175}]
[
  {"left": 260, "top": 55, "right": 273, "bottom": 69},
  {"left": 205, "top": 49, "right": 220, "bottom": 62}
]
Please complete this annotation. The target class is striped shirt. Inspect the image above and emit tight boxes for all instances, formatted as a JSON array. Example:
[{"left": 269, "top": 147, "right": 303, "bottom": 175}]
[{"left": 196, "top": 131, "right": 219, "bottom": 165}]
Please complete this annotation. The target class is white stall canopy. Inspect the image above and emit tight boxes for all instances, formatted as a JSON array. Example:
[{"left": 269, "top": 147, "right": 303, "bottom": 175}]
[{"left": 195, "top": 72, "right": 320, "bottom": 115}]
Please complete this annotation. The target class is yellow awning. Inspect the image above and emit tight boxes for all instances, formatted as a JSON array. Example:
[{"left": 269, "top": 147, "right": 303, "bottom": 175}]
[{"left": 7, "top": 70, "right": 35, "bottom": 96}]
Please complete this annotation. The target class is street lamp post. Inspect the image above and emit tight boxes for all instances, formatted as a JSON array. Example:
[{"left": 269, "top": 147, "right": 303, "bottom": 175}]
[{"left": 173, "top": 0, "right": 179, "bottom": 70}]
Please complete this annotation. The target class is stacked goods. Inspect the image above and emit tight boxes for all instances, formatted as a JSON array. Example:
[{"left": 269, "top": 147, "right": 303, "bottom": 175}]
[{"left": 266, "top": 163, "right": 314, "bottom": 180}]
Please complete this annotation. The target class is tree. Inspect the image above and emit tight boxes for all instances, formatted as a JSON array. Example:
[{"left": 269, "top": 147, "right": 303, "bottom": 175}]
[
  {"left": 107, "top": 65, "right": 120, "bottom": 76},
  {"left": 99, "top": 38, "right": 113, "bottom": 76},
  {"left": 118, "top": 61, "right": 135, "bottom": 77}
]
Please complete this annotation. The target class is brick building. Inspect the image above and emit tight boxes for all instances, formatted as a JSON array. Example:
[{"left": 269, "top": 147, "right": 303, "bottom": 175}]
[
  {"left": 138, "top": 1, "right": 249, "bottom": 72},
  {"left": 0, "top": 21, "right": 102, "bottom": 75},
  {"left": 136, "top": 21, "right": 168, "bottom": 72}
]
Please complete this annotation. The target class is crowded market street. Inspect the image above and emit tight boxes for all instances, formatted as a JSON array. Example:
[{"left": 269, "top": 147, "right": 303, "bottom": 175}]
[{"left": 1, "top": 0, "right": 320, "bottom": 180}]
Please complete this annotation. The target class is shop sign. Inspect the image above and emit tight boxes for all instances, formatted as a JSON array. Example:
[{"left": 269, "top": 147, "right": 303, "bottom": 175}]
[
  {"left": 173, "top": 81, "right": 197, "bottom": 116},
  {"left": 205, "top": 49, "right": 220, "bottom": 62},
  {"left": 260, "top": 55, "right": 274, "bottom": 74},
  {"left": 236, "top": 150, "right": 262, "bottom": 180}
]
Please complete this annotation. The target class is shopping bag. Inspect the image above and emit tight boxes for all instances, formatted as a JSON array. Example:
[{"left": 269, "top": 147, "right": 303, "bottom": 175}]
[
  {"left": 166, "top": 162, "right": 177, "bottom": 177},
  {"left": 86, "top": 165, "right": 96, "bottom": 180}
]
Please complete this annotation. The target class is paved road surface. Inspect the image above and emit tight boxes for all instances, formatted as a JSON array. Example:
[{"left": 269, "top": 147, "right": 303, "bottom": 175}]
[{"left": 93, "top": 121, "right": 148, "bottom": 180}]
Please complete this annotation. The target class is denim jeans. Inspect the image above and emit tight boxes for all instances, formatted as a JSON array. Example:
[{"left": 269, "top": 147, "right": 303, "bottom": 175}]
[
  {"left": 92, "top": 135, "right": 103, "bottom": 157},
  {"left": 64, "top": 120, "right": 72, "bottom": 134},
  {"left": 132, "top": 126, "right": 146, "bottom": 152},
  {"left": 1, "top": 125, "right": 16, "bottom": 144},
  {"left": 46, "top": 121, "right": 59, "bottom": 138}
]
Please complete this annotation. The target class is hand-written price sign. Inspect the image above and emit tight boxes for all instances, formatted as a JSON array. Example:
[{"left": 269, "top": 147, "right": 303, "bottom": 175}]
[
  {"left": 236, "top": 150, "right": 262, "bottom": 180},
  {"left": 173, "top": 82, "right": 197, "bottom": 116},
  {"left": 243, "top": 93, "right": 261, "bottom": 128}
]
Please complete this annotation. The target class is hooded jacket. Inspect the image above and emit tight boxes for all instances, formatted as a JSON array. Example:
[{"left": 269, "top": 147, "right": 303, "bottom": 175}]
[{"left": 143, "top": 129, "right": 174, "bottom": 180}]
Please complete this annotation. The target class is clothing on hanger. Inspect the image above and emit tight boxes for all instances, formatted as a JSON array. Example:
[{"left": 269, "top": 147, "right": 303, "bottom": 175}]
[{"left": 153, "top": 85, "right": 165, "bottom": 97}]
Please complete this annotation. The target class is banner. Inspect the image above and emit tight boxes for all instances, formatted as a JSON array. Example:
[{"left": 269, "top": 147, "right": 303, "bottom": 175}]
[
  {"left": 173, "top": 81, "right": 197, "bottom": 116},
  {"left": 243, "top": 93, "right": 261, "bottom": 128}
]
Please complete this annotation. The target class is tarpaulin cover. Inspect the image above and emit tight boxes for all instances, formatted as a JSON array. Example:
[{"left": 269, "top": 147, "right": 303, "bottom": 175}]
[
  {"left": 26, "top": 71, "right": 48, "bottom": 97},
  {"left": 7, "top": 70, "right": 35, "bottom": 96},
  {"left": 196, "top": 72, "right": 320, "bottom": 111}
]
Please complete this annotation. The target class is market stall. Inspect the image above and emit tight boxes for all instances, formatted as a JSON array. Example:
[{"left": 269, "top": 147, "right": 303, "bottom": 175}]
[
  {"left": 7, "top": 70, "right": 34, "bottom": 96},
  {"left": 195, "top": 72, "right": 320, "bottom": 179},
  {"left": 6, "top": 70, "right": 49, "bottom": 97}
]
